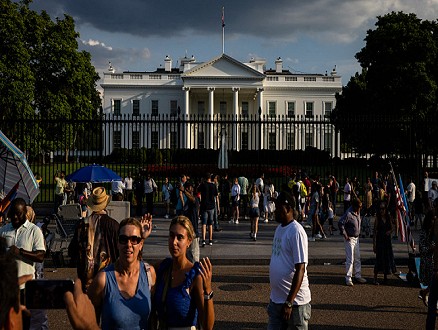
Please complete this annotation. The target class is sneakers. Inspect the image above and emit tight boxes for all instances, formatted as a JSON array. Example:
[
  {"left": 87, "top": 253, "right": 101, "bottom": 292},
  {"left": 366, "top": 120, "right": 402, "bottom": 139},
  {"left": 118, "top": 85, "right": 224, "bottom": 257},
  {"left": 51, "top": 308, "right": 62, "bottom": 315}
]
[
  {"left": 321, "top": 235, "right": 327, "bottom": 240},
  {"left": 249, "top": 233, "right": 254, "bottom": 238},
  {"left": 264, "top": 219, "right": 269, "bottom": 223},
  {"left": 164, "top": 214, "right": 169, "bottom": 219},
  {"left": 303, "top": 225, "right": 311, "bottom": 229},
  {"left": 308, "top": 237, "right": 315, "bottom": 242},
  {"left": 355, "top": 277, "right": 367, "bottom": 284},
  {"left": 229, "top": 219, "right": 234, "bottom": 224},
  {"left": 209, "top": 240, "right": 213, "bottom": 246},
  {"left": 253, "top": 236, "right": 257, "bottom": 242},
  {"left": 235, "top": 220, "right": 239, "bottom": 224},
  {"left": 315, "top": 233, "right": 322, "bottom": 239},
  {"left": 202, "top": 240, "right": 206, "bottom": 247},
  {"left": 346, "top": 279, "right": 354, "bottom": 286}
]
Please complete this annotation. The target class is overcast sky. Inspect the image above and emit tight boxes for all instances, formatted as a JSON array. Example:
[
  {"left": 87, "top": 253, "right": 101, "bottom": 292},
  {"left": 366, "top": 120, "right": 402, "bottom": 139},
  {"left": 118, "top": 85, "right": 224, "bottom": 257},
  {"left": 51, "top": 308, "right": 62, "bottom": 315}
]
[{"left": 28, "top": 0, "right": 438, "bottom": 91}]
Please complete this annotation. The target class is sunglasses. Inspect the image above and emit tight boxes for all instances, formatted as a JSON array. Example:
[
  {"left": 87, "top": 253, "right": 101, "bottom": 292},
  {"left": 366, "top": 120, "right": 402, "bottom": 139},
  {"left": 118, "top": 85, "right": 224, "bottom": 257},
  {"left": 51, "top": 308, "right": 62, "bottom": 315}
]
[{"left": 118, "top": 235, "right": 142, "bottom": 245}]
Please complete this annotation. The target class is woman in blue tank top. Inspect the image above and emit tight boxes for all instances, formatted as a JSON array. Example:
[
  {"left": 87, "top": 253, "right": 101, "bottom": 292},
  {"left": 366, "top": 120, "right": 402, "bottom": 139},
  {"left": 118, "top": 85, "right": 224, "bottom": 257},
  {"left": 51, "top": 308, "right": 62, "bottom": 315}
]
[
  {"left": 88, "top": 216, "right": 155, "bottom": 330},
  {"left": 154, "top": 216, "right": 215, "bottom": 330}
]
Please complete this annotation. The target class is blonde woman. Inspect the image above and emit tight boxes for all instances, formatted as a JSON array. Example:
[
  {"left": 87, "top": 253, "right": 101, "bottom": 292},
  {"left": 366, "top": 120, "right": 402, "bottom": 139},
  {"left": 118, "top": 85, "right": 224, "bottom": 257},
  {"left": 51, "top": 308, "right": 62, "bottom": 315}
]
[
  {"left": 249, "top": 185, "right": 261, "bottom": 241},
  {"left": 154, "top": 216, "right": 214, "bottom": 330}
]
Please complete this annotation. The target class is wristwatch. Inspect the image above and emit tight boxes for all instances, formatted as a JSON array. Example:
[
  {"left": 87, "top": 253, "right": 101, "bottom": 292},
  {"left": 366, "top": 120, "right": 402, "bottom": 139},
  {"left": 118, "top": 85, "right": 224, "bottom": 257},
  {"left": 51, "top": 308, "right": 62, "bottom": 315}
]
[
  {"left": 204, "top": 291, "right": 214, "bottom": 300},
  {"left": 284, "top": 300, "right": 293, "bottom": 308}
]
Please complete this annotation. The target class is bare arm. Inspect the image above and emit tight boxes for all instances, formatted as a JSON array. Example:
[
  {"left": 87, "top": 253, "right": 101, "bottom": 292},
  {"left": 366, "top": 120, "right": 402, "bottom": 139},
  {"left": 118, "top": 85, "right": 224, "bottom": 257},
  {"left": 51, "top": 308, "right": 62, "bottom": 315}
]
[
  {"left": 281, "top": 263, "right": 305, "bottom": 321},
  {"left": 8, "top": 246, "right": 44, "bottom": 263},
  {"left": 87, "top": 271, "right": 106, "bottom": 324},
  {"left": 193, "top": 258, "right": 215, "bottom": 330}
]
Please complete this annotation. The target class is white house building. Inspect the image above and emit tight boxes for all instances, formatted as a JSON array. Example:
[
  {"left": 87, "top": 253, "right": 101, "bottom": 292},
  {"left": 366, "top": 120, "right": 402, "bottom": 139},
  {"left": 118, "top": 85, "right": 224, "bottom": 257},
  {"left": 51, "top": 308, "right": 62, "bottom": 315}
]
[{"left": 101, "top": 53, "right": 342, "bottom": 155}]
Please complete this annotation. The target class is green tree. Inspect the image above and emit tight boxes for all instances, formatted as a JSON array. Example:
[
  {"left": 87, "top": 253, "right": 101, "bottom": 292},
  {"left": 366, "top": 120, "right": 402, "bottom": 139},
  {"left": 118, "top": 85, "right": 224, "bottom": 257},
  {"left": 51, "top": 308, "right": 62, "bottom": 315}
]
[
  {"left": 0, "top": 0, "right": 101, "bottom": 162},
  {"left": 332, "top": 12, "right": 438, "bottom": 157}
]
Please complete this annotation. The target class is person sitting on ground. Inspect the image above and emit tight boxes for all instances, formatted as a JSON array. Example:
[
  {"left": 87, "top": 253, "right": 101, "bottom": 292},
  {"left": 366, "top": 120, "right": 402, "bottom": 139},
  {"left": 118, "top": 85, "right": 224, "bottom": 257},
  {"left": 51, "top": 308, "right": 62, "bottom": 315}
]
[
  {"left": 87, "top": 217, "right": 154, "bottom": 330},
  {"left": 372, "top": 202, "right": 396, "bottom": 285},
  {"left": 154, "top": 216, "right": 214, "bottom": 330}
]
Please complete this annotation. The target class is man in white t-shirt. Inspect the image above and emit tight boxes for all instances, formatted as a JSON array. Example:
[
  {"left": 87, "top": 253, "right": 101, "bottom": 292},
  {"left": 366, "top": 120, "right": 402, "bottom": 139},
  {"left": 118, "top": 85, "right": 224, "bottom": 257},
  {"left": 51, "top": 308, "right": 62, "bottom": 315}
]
[
  {"left": 123, "top": 171, "right": 133, "bottom": 204},
  {"left": 342, "top": 177, "right": 351, "bottom": 213},
  {"left": 429, "top": 181, "right": 438, "bottom": 210},
  {"left": 406, "top": 177, "right": 416, "bottom": 221},
  {"left": 268, "top": 191, "right": 311, "bottom": 329}
]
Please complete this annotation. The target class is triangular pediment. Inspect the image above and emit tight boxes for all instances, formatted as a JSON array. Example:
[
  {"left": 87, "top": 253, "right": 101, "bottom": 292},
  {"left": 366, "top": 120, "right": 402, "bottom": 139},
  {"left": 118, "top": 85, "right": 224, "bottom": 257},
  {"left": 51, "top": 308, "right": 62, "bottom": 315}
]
[{"left": 181, "top": 54, "right": 265, "bottom": 80}]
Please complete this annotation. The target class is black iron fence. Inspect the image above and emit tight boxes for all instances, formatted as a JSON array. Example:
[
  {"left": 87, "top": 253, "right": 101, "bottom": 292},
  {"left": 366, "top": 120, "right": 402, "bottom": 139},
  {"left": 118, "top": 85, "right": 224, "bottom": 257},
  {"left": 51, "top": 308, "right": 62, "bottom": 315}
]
[{"left": 2, "top": 113, "right": 437, "bottom": 203}]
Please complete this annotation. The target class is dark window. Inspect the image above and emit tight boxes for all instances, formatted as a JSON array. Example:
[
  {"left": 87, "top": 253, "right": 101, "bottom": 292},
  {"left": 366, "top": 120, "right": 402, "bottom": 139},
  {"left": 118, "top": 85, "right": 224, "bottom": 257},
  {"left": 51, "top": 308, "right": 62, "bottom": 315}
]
[
  {"left": 113, "top": 130, "right": 121, "bottom": 148},
  {"left": 151, "top": 131, "right": 158, "bottom": 148},
  {"left": 242, "top": 102, "right": 249, "bottom": 118},
  {"left": 198, "top": 131, "right": 205, "bottom": 149},
  {"left": 170, "top": 100, "right": 178, "bottom": 117},
  {"left": 287, "top": 132, "right": 295, "bottom": 151},
  {"left": 132, "top": 131, "right": 140, "bottom": 149},
  {"left": 287, "top": 102, "right": 295, "bottom": 118},
  {"left": 269, "top": 132, "right": 276, "bottom": 150},
  {"left": 152, "top": 100, "right": 158, "bottom": 117},
  {"left": 133, "top": 100, "right": 140, "bottom": 116},
  {"left": 170, "top": 132, "right": 177, "bottom": 149},
  {"left": 241, "top": 132, "right": 248, "bottom": 150},
  {"left": 114, "top": 100, "right": 121, "bottom": 116}
]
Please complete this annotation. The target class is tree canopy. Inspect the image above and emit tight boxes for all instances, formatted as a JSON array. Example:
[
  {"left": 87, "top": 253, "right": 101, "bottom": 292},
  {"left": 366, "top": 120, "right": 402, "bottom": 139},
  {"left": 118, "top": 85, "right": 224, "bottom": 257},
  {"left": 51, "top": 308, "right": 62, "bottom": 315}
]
[
  {"left": 332, "top": 12, "right": 438, "bottom": 156},
  {"left": 0, "top": 0, "right": 102, "bottom": 161}
]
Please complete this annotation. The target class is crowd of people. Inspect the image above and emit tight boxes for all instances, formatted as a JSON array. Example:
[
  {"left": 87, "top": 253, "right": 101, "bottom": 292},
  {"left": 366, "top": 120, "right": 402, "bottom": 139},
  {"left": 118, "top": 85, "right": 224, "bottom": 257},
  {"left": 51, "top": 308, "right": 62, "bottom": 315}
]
[{"left": 2, "top": 167, "right": 438, "bottom": 329}]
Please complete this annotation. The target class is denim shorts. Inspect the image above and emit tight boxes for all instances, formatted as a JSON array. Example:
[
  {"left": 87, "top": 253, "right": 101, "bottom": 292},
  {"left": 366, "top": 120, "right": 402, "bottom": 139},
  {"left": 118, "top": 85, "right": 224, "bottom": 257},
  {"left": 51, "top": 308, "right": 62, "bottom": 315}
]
[
  {"left": 200, "top": 209, "right": 214, "bottom": 226},
  {"left": 267, "top": 300, "right": 311, "bottom": 330},
  {"left": 249, "top": 207, "right": 260, "bottom": 218}
]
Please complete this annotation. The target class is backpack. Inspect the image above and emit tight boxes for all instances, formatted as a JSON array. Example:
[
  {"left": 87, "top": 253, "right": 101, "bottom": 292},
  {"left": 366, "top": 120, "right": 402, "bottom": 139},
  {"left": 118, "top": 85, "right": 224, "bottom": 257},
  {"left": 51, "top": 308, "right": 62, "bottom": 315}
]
[
  {"left": 170, "top": 185, "right": 178, "bottom": 207},
  {"left": 300, "top": 181, "right": 307, "bottom": 198}
]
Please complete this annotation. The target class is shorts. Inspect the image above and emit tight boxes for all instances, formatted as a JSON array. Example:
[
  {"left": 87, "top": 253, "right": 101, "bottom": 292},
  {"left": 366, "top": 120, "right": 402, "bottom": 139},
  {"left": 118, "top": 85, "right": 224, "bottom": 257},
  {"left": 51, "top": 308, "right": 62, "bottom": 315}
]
[
  {"left": 232, "top": 197, "right": 240, "bottom": 208},
  {"left": 249, "top": 207, "right": 260, "bottom": 218},
  {"left": 200, "top": 209, "right": 214, "bottom": 226},
  {"left": 408, "top": 202, "right": 415, "bottom": 213},
  {"left": 163, "top": 198, "right": 170, "bottom": 205},
  {"left": 81, "top": 205, "right": 87, "bottom": 212}
]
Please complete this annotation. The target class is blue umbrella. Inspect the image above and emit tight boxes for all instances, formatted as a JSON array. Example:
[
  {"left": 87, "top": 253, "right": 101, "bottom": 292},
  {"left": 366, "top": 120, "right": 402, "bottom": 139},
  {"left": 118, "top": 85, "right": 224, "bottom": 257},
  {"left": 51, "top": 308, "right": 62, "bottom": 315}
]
[
  {"left": 66, "top": 165, "right": 122, "bottom": 183},
  {"left": 0, "top": 130, "right": 40, "bottom": 204}
]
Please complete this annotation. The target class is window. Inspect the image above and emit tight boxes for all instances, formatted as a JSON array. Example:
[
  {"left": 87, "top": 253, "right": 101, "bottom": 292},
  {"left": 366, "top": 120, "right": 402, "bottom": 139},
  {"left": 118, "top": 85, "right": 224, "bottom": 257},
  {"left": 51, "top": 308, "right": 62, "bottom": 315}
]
[
  {"left": 268, "top": 102, "right": 276, "bottom": 118},
  {"left": 304, "top": 77, "right": 316, "bottom": 82},
  {"left": 198, "top": 131, "right": 205, "bottom": 149},
  {"left": 220, "top": 102, "right": 227, "bottom": 116},
  {"left": 242, "top": 102, "right": 248, "bottom": 118},
  {"left": 113, "top": 130, "right": 121, "bottom": 149},
  {"left": 151, "top": 131, "right": 158, "bottom": 149},
  {"left": 168, "top": 75, "right": 180, "bottom": 80},
  {"left": 198, "top": 101, "right": 205, "bottom": 116},
  {"left": 241, "top": 132, "right": 248, "bottom": 150},
  {"left": 130, "top": 74, "right": 142, "bottom": 79},
  {"left": 322, "top": 77, "right": 335, "bottom": 82},
  {"left": 305, "top": 102, "right": 313, "bottom": 118},
  {"left": 324, "top": 102, "right": 332, "bottom": 118},
  {"left": 152, "top": 100, "right": 158, "bottom": 117},
  {"left": 324, "top": 132, "right": 332, "bottom": 152},
  {"left": 111, "top": 74, "right": 123, "bottom": 79},
  {"left": 267, "top": 77, "right": 278, "bottom": 81},
  {"left": 287, "top": 132, "right": 295, "bottom": 151},
  {"left": 132, "top": 100, "right": 140, "bottom": 116},
  {"left": 268, "top": 133, "right": 276, "bottom": 150},
  {"left": 170, "top": 100, "right": 178, "bottom": 117},
  {"left": 132, "top": 131, "right": 140, "bottom": 149},
  {"left": 113, "top": 100, "right": 121, "bottom": 116},
  {"left": 149, "top": 74, "right": 161, "bottom": 80},
  {"left": 287, "top": 102, "right": 295, "bottom": 118},
  {"left": 170, "top": 132, "right": 177, "bottom": 149},
  {"left": 285, "top": 76, "right": 297, "bottom": 81},
  {"left": 305, "top": 128, "right": 314, "bottom": 147}
]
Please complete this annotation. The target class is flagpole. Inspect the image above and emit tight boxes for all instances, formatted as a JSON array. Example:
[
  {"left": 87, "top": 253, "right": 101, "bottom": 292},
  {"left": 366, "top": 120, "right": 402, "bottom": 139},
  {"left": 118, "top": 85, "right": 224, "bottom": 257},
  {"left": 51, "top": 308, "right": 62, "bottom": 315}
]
[{"left": 222, "top": 7, "right": 225, "bottom": 54}]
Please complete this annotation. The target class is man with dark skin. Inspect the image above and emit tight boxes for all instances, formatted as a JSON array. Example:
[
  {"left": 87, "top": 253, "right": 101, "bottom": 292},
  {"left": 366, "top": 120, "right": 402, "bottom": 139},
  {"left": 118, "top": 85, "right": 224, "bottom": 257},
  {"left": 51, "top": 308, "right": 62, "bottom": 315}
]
[
  {"left": 0, "top": 199, "right": 45, "bottom": 330},
  {"left": 267, "top": 192, "right": 311, "bottom": 329}
]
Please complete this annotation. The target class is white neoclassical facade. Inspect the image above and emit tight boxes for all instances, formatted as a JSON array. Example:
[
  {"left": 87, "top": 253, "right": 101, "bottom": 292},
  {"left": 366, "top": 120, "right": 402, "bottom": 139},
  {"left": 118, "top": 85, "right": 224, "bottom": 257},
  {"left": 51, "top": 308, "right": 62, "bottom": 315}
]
[{"left": 101, "top": 53, "right": 342, "bottom": 155}]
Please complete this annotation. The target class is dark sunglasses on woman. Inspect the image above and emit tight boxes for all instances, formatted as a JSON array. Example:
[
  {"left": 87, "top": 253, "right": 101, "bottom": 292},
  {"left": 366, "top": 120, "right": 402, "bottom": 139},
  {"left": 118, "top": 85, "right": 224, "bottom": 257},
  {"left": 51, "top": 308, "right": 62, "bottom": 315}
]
[{"left": 118, "top": 235, "right": 142, "bottom": 245}]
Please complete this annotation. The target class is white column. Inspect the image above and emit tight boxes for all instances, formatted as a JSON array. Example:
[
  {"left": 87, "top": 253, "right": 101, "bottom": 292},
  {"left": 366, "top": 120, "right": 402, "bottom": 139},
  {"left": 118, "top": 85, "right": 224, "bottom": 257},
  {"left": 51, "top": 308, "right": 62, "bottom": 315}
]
[
  {"left": 183, "top": 86, "right": 190, "bottom": 148},
  {"left": 233, "top": 87, "right": 240, "bottom": 151},
  {"left": 316, "top": 125, "right": 321, "bottom": 150},
  {"left": 257, "top": 88, "right": 264, "bottom": 150},
  {"left": 208, "top": 87, "right": 215, "bottom": 149}
]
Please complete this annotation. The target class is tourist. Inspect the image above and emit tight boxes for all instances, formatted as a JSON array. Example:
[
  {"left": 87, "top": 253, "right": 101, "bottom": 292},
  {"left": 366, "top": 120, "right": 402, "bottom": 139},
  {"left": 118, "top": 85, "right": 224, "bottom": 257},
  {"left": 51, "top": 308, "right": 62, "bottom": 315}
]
[
  {"left": 263, "top": 178, "right": 275, "bottom": 223},
  {"left": 143, "top": 173, "right": 158, "bottom": 216},
  {"left": 154, "top": 216, "right": 214, "bottom": 330},
  {"left": 419, "top": 211, "right": 435, "bottom": 306},
  {"left": 372, "top": 202, "right": 396, "bottom": 285},
  {"left": 199, "top": 173, "right": 219, "bottom": 246},
  {"left": 230, "top": 178, "right": 240, "bottom": 224},
  {"left": 249, "top": 184, "right": 261, "bottom": 241},
  {"left": 267, "top": 191, "right": 311, "bottom": 329},
  {"left": 238, "top": 173, "right": 249, "bottom": 220},
  {"left": 54, "top": 170, "right": 67, "bottom": 213},
  {"left": 87, "top": 217, "right": 154, "bottom": 330},
  {"left": 338, "top": 198, "right": 367, "bottom": 286},
  {"left": 123, "top": 171, "right": 134, "bottom": 204},
  {"left": 161, "top": 177, "right": 173, "bottom": 219},
  {"left": 342, "top": 177, "right": 351, "bottom": 213}
]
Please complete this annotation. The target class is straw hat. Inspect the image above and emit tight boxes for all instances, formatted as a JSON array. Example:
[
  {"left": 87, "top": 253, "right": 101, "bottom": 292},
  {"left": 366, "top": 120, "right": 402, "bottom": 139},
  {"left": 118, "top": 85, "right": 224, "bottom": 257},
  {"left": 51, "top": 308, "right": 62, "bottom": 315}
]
[{"left": 87, "top": 187, "right": 111, "bottom": 212}]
